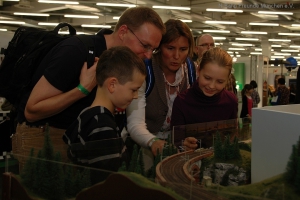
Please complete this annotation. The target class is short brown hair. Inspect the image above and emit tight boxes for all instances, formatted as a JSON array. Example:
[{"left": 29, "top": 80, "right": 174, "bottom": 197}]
[
  {"left": 115, "top": 7, "right": 165, "bottom": 34},
  {"left": 96, "top": 46, "right": 146, "bottom": 86},
  {"left": 154, "top": 19, "right": 194, "bottom": 59},
  {"left": 199, "top": 47, "right": 232, "bottom": 76}
]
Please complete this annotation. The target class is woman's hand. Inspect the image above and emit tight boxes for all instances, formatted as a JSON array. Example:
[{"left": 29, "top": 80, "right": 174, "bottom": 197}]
[
  {"left": 151, "top": 140, "right": 166, "bottom": 156},
  {"left": 183, "top": 137, "right": 198, "bottom": 151}
]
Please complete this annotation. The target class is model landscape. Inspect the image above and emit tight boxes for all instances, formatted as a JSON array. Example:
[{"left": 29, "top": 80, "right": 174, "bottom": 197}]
[{"left": 2, "top": 122, "right": 300, "bottom": 200}]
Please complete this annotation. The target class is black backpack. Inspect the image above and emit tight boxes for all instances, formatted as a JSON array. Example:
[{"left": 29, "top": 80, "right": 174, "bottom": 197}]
[{"left": 0, "top": 22, "right": 95, "bottom": 105}]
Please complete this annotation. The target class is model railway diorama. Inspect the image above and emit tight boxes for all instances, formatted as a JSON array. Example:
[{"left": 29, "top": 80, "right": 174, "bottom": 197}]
[{"left": 2, "top": 118, "right": 300, "bottom": 200}]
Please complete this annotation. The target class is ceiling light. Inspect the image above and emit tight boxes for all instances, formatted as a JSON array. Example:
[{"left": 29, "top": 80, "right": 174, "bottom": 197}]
[
  {"left": 213, "top": 37, "right": 226, "bottom": 40},
  {"left": 293, "top": 56, "right": 300, "bottom": 59},
  {"left": 96, "top": 3, "right": 136, "bottom": 7},
  {"left": 64, "top": 15, "right": 99, "bottom": 19},
  {"left": 180, "top": 20, "right": 192, "bottom": 23},
  {"left": 290, "top": 45, "right": 300, "bottom": 48},
  {"left": 203, "top": 30, "right": 230, "bottom": 33},
  {"left": 218, "top": 0, "right": 242, "bottom": 3},
  {"left": 38, "top": 22, "right": 59, "bottom": 26},
  {"left": 206, "top": 8, "right": 243, "bottom": 13},
  {"left": 215, "top": 43, "right": 223, "bottom": 45},
  {"left": 258, "top": 11, "right": 293, "bottom": 15},
  {"left": 278, "top": 33, "right": 300, "bottom": 36},
  {"left": 113, "top": 16, "right": 120, "bottom": 20},
  {"left": 0, "top": 29, "right": 7, "bottom": 31},
  {"left": 59, "top": 31, "right": 87, "bottom": 35},
  {"left": 271, "top": 45, "right": 281, "bottom": 47},
  {"left": 281, "top": 49, "right": 299, "bottom": 52},
  {"left": 81, "top": 24, "right": 111, "bottom": 28},
  {"left": 241, "top": 31, "right": 267, "bottom": 34},
  {"left": 271, "top": 56, "right": 285, "bottom": 59},
  {"left": 249, "top": 22, "right": 279, "bottom": 26},
  {"left": 205, "top": 21, "right": 236, "bottom": 25},
  {"left": 228, "top": 48, "right": 245, "bottom": 50},
  {"left": 235, "top": 38, "right": 259, "bottom": 41},
  {"left": 0, "top": 20, "right": 25, "bottom": 24},
  {"left": 255, "top": 48, "right": 262, "bottom": 51},
  {"left": 232, "top": 43, "right": 253, "bottom": 46},
  {"left": 250, "top": 52, "right": 262, "bottom": 55},
  {"left": 38, "top": 0, "right": 78, "bottom": 4},
  {"left": 274, "top": 53, "right": 291, "bottom": 56},
  {"left": 292, "top": 24, "right": 300, "bottom": 27},
  {"left": 268, "top": 39, "right": 291, "bottom": 42},
  {"left": 250, "top": 13, "right": 279, "bottom": 20},
  {"left": 152, "top": 6, "right": 190, "bottom": 10},
  {"left": 227, "top": 51, "right": 233, "bottom": 54},
  {"left": 14, "top": 12, "right": 50, "bottom": 17}
]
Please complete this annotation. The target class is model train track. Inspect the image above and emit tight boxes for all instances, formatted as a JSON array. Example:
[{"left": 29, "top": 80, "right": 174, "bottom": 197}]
[{"left": 156, "top": 149, "right": 225, "bottom": 200}]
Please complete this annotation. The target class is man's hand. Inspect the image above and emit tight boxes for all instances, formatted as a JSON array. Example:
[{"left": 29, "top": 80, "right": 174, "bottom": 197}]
[
  {"left": 150, "top": 139, "right": 166, "bottom": 156},
  {"left": 79, "top": 57, "right": 99, "bottom": 92},
  {"left": 183, "top": 137, "right": 198, "bottom": 151}
]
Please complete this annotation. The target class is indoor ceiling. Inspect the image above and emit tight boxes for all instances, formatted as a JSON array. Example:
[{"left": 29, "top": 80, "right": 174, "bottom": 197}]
[{"left": 1, "top": 0, "right": 300, "bottom": 58}]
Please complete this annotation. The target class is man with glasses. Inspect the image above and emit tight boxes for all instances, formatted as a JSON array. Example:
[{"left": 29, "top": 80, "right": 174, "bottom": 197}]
[
  {"left": 13, "top": 7, "right": 165, "bottom": 167},
  {"left": 195, "top": 34, "right": 215, "bottom": 66}
]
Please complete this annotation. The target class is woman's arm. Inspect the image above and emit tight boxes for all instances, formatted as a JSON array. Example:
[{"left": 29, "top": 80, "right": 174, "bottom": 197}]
[{"left": 126, "top": 81, "right": 165, "bottom": 154}]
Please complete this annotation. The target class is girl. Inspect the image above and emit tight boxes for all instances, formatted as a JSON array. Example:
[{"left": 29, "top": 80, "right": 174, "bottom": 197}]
[{"left": 171, "top": 47, "right": 238, "bottom": 149}]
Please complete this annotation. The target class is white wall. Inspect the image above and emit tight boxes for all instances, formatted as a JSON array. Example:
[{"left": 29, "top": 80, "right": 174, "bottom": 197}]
[
  {"left": 0, "top": 31, "right": 14, "bottom": 50},
  {"left": 252, "top": 104, "right": 300, "bottom": 183}
]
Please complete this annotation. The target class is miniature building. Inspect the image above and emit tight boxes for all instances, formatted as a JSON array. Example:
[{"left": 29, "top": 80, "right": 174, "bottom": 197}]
[{"left": 203, "top": 176, "right": 212, "bottom": 187}]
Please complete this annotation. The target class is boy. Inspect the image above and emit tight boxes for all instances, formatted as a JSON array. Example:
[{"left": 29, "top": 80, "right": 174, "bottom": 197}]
[{"left": 63, "top": 46, "right": 146, "bottom": 183}]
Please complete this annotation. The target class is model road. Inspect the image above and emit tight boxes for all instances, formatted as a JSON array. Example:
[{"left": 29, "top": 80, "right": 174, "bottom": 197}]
[{"left": 157, "top": 149, "right": 226, "bottom": 200}]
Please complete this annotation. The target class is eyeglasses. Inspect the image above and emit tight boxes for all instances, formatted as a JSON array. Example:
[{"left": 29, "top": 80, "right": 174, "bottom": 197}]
[
  {"left": 198, "top": 43, "right": 215, "bottom": 48},
  {"left": 127, "top": 27, "right": 158, "bottom": 53}
]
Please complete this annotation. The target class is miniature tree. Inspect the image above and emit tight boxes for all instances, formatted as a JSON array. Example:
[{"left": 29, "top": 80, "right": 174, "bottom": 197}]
[
  {"left": 64, "top": 164, "right": 75, "bottom": 197},
  {"left": 214, "top": 132, "right": 224, "bottom": 160},
  {"left": 137, "top": 149, "right": 145, "bottom": 176},
  {"left": 128, "top": 144, "right": 139, "bottom": 172},
  {"left": 80, "top": 168, "right": 91, "bottom": 190},
  {"left": 233, "top": 136, "right": 241, "bottom": 159},
  {"left": 72, "top": 170, "right": 83, "bottom": 195},
  {"left": 44, "top": 152, "right": 65, "bottom": 200},
  {"left": 285, "top": 136, "right": 300, "bottom": 193},
  {"left": 118, "top": 161, "right": 127, "bottom": 172},
  {"left": 21, "top": 148, "right": 36, "bottom": 188},
  {"left": 33, "top": 150, "right": 43, "bottom": 193},
  {"left": 224, "top": 135, "right": 232, "bottom": 159}
]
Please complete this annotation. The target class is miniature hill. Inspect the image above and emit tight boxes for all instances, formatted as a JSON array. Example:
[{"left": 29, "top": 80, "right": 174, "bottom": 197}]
[
  {"left": 209, "top": 173, "right": 300, "bottom": 200},
  {"left": 76, "top": 172, "right": 185, "bottom": 200}
]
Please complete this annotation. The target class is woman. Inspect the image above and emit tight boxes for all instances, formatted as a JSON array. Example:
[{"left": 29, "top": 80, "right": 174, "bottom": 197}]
[
  {"left": 171, "top": 47, "right": 238, "bottom": 149},
  {"left": 126, "top": 19, "right": 194, "bottom": 166},
  {"left": 240, "top": 84, "right": 254, "bottom": 119},
  {"left": 250, "top": 80, "right": 260, "bottom": 107}
]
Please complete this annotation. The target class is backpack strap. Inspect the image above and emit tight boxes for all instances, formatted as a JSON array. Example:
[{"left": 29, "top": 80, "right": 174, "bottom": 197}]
[
  {"left": 144, "top": 57, "right": 196, "bottom": 97},
  {"left": 144, "top": 59, "right": 155, "bottom": 98},
  {"left": 186, "top": 57, "right": 196, "bottom": 86},
  {"left": 75, "top": 35, "right": 95, "bottom": 68}
]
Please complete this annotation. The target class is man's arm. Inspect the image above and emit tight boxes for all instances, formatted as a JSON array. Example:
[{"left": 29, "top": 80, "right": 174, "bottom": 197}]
[{"left": 25, "top": 60, "right": 97, "bottom": 122}]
